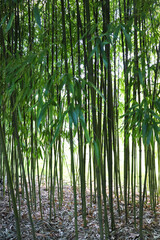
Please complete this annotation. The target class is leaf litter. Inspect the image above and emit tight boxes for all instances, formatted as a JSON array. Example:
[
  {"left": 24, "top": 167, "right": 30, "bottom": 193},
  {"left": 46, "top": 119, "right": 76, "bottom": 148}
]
[{"left": 0, "top": 181, "right": 160, "bottom": 240}]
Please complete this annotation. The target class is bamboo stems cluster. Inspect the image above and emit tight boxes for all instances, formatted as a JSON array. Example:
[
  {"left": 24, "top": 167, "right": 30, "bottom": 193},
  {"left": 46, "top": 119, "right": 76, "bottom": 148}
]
[{"left": 0, "top": 0, "right": 159, "bottom": 239}]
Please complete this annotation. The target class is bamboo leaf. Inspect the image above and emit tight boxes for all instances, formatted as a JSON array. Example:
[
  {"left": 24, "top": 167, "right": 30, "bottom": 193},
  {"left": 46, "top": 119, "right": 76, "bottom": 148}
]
[
  {"left": 138, "top": 69, "right": 144, "bottom": 87},
  {"left": 151, "top": 111, "right": 160, "bottom": 120},
  {"left": 79, "top": 110, "right": 90, "bottom": 143},
  {"left": 37, "top": 104, "right": 47, "bottom": 129},
  {"left": 142, "top": 122, "right": 147, "bottom": 142},
  {"left": 147, "top": 126, "right": 152, "bottom": 146},
  {"left": 94, "top": 140, "right": 100, "bottom": 167},
  {"left": 33, "top": 5, "right": 41, "bottom": 29},
  {"left": 0, "top": 15, "right": 7, "bottom": 27},
  {"left": 86, "top": 81, "right": 105, "bottom": 101},
  {"left": 5, "top": 13, "right": 14, "bottom": 33},
  {"left": 153, "top": 121, "right": 160, "bottom": 143},
  {"left": 121, "top": 25, "right": 132, "bottom": 51},
  {"left": 18, "top": 107, "right": 22, "bottom": 122},
  {"left": 51, "top": 120, "right": 62, "bottom": 145},
  {"left": 70, "top": 104, "right": 79, "bottom": 128},
  {"left": 51, "top": 110, "right": 68, "bottom": 145},
  {"left": 102, "top": 52, "right": 108, "bottom": 69},
  {"left": 113, "top": 24, "right": 121, "bottom": 42},
  {"left": 155, "top": 98, "right": 160, "bottom": 112},
  {"left": 89, "top": 47, "right": 97, "bottom": 61}
]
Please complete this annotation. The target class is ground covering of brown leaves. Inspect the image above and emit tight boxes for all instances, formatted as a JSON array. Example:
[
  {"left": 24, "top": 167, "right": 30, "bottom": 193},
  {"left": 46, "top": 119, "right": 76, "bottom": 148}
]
[{"left": 0, "top": 182, "right": 160, "bottom": 240}]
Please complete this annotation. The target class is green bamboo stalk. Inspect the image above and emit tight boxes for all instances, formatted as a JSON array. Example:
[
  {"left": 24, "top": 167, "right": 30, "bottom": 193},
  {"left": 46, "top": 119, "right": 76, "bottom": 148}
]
[
  {"left": 11, "top": 95, "right": 36, "bottom": 240},
  {"left": 0, "top": 124, "right": 21, "bottom": 240},
  {"left": 61, "top": 1, "right": 78, "bottom": 237}
]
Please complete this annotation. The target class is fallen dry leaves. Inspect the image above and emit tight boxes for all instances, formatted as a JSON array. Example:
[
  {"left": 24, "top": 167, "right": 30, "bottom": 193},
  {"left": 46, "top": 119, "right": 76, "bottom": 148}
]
[{"left": 0, "top": 182, "right": 160, "bottom": 239}]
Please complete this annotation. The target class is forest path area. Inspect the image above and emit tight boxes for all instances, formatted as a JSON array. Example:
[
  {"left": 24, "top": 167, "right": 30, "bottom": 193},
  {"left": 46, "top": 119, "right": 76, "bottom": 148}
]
[{"left": 0, "top": 182, "right": 160, "bottom": 240}]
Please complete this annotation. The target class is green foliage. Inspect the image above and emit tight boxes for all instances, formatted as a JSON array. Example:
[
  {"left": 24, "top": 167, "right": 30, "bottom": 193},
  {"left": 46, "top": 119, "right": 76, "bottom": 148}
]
[
  {"left": 5, "top": 13, "right": 14, "bottom": 33},
  {"left": 37, "top": 97, "right": 57, "bottom": 129},
  {"left": 0, "top": 15, "right": 7, "bottom": 28},
  {"left": 86, "top": 80, "right": 105, "bottom": 101},
  {"left": 69, "top": 103, "right": 90, "bottom": 143},
  {"left": 121, "top": 25, "right": 132, "bottom": 51},
  {"left": 69, "top": 103, "right": 79, "bottom": 128},
  {"left": 124, "top": 97, "right": 160, "bottom": 145},
  {"left": 51, "top": 109, "right": 68, "bottom": 145},
  {"left": 89, "top": 36, "right": 109, "bottom": 68},
  {"left": 79, "top": 110, "right": 90, "bottom": 143},
  {"left": 33, "top": 5, "right": 41, "bottom": 29},
  {"left": 94, "top": 139, "right": 100, "bottom": 167}
]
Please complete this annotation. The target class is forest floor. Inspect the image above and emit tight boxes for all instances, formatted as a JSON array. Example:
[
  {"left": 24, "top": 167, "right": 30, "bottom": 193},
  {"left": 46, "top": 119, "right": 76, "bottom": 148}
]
[{"left": 0, "top": 181, "right": 160, "bottom": 240}]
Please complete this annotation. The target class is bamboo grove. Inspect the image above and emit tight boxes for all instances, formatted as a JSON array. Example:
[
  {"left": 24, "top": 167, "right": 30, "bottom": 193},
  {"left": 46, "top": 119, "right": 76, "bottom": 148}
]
[{"left": 0, "top": 0, "right": 160, "bottom": 239}]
